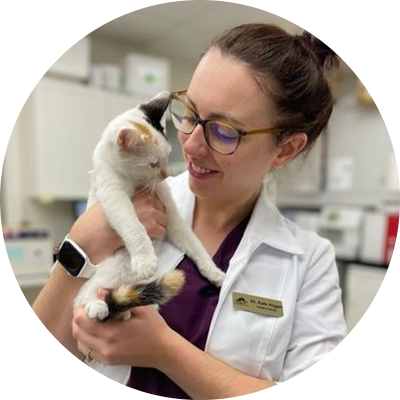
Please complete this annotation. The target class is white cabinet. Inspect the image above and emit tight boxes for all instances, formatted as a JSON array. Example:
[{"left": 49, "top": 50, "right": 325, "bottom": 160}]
[
  {"left": 328, "top": 99, "right": 386, "bottom": 195},
  {"left": 21, "top": 77, "right": 149, "bottom": 200},
  {"left": 325, "top": 97, "right": 396, "bottom": 206},
  {"left": 275, "top": 95, "right": 398, "bottom": 208}
]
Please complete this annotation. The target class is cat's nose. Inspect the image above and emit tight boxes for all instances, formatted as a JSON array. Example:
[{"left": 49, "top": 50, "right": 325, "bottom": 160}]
[{"left": 159, "top": 168, "right": 170, "bottom": 180}]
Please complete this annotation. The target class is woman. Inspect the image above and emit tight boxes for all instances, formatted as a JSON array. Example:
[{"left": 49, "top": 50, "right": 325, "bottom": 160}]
[{"left": 33, "top": 24, "right": 347, "bottom": 398}]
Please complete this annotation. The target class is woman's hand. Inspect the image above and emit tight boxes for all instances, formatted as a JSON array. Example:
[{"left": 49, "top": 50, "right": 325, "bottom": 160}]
[
  {"left": 68, "top": 189, "right": 166, "bottom": 265},
  {"left": 132, "top": 189, "right": 167, "bottom": 240},
  {"left": 72, "top": 302, "right": 173, "bottom": 368}
]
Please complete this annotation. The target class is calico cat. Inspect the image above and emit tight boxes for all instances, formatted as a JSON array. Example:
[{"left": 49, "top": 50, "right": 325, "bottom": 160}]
[{"left": 74, "top": 92, "right": 225, "bottom": 321}]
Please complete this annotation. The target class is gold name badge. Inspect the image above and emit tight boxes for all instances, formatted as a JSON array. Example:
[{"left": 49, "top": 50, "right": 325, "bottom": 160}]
[{"left": 232, "top": 292, "right": 284, "bottom": 317}]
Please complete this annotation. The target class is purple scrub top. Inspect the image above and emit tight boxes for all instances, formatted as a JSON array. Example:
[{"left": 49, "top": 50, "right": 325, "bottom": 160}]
[{"left": 127, "top": 215, "right": 250, "bottom": 398}]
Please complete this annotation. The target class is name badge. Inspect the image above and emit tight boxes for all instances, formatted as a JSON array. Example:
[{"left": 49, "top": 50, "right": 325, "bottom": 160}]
[{"left": 232, "top": 292, "right": 284, "bottom": 317}]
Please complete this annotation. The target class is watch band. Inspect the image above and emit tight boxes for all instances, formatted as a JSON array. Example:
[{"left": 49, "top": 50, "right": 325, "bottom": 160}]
[{"left": 56, "top": 236, "right": 97, "bottom": 279}]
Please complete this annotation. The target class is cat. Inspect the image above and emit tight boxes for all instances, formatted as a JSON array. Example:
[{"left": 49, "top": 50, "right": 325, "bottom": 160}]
[{"left": 74, "top": 92, "right": 225, "bottom": 321}]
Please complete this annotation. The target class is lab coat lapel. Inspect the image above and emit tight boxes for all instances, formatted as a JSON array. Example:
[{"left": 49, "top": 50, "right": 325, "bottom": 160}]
[{"left": 205, "top": 185, "right": 304, "bottom": 378}]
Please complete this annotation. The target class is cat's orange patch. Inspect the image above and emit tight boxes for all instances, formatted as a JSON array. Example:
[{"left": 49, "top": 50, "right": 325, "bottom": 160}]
[{"left": 130, "top": 120, "right": 154, "bottom": 144}]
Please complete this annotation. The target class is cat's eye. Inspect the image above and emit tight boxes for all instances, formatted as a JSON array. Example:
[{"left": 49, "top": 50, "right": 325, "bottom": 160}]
[{"left": 150, "top": 161, "right": 160, "bottom": 168}]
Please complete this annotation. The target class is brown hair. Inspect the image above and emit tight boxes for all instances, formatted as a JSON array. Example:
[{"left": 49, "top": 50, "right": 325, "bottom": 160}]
[{"left": 206, "top": 23, "right": 339, "bottom": 153}]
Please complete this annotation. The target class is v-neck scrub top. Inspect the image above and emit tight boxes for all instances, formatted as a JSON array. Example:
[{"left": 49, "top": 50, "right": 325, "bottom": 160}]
[{"left": 128, "top": 216, "right": 250, "bottom": 398}]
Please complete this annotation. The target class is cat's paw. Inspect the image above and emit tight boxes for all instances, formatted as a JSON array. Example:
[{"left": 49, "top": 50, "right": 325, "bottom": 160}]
[
  {"left": 198, "top": 262, "right": 226, "bottom": 287},
  {"left": 131, "top": 262, "right": 158, "bottom": 282},
  {"left": 85, "top": 300, "right": 109, "bottom": 321},
  {"left": 208, "top": 269, "right": 226, "bottom": 287}
]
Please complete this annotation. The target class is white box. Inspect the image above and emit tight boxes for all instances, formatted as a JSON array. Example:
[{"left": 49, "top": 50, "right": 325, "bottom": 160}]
[
  {"left": 360, "top": 212, "right": 386, "bottom": 264},
  {"left": 2, "top": 228, "right": 53, "bottom": 274},
  {"left": 124, "top": 53, "right": 170, "bottom": 97},
  {"left": 102, "top": 64, "right": 121, "bottom": 91},
  {"left": 90, "top": 64, "right": 121, "bottom": 90},
  {"left": 360, "top": 212, "right": 398, "bottom": 265},
  {"left": 318, "top": 206, "right": 364, "bottom": 260},
  {"left": 48, "top": 36, "right": 91, "bottom": 81}
]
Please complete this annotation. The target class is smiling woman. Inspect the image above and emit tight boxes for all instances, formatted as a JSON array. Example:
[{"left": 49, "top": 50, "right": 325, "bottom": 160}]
[{"left": 33, "top": 23, "right": 347, "bottom": 400}]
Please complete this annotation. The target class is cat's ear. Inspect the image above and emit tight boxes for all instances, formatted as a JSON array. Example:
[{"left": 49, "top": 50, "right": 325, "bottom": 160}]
[
  {"left": 116, "top": 128, "right": 145, "bottom": 152},
  {"left": 139, "top": 91, "right": 171, "bottom": 128}
]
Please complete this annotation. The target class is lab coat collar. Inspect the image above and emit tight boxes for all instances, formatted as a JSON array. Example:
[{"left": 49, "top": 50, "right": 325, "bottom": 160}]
[
  {"left": 247, "top": 185, "right": 304, "bottom": 255},
  {"left": 175, "top": 172, "right": 304, "bottom": 256}
]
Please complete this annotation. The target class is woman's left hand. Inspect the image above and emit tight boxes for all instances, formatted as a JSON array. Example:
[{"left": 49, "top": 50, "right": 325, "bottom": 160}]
[{"left": 72, "top": 302, "right": 172, "bottom": 368}]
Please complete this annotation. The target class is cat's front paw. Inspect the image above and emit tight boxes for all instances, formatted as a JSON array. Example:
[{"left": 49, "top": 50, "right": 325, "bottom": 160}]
[
  {"left": 198, "top": 261, "right": 226, "bottom": 287},
  {"left": 208, "top": 269, "right": 226, "bottom": 287},
  {"left": 85, "top": 300, "right": 109, "bottom": 321},
  {"left": 131, "top": 261, "right": 158, "bottom": 282}
]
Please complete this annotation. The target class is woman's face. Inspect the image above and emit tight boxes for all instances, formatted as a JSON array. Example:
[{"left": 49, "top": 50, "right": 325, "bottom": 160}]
[{"left": 178, "top": 49, "right": 294, "bottom": 204}]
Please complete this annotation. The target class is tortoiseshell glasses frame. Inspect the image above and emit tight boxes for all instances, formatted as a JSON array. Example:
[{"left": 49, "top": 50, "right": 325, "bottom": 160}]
[{"left": 169, "top": 90, "right": 283, "bottom": 155}]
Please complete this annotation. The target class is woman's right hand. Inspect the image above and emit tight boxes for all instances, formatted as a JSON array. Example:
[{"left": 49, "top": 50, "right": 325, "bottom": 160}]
[{"left": 68, "top": 189, "right": 167, "bottom": 265}]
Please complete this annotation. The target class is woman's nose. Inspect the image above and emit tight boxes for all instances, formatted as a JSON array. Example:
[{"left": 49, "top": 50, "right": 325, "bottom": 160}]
[{"left": 181, "top": 124, "right": 209, "bottom": 156}]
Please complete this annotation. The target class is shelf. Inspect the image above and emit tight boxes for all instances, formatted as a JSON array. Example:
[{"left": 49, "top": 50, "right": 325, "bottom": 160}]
[
  {"left": 337, "top": 259, "right": 389, "bottom": 269},
  {"left": 16, "top": 272, "right": 50, "bottom": 288}
]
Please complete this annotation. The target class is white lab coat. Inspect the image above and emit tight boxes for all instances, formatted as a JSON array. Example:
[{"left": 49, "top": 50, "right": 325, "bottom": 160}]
[{"left": 91, "top": 171, "right": 347, "bottom": 384}]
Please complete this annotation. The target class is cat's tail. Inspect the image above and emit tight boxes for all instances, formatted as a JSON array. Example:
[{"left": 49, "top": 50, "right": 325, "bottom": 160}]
[{"left": 105, "top": 270, "right": 185, "bottom": 318}]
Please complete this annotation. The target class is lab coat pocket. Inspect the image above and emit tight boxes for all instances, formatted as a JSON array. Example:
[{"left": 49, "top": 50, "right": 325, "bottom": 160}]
[{"left": 206, "top": 295, "right": 283, "bottom": 379}]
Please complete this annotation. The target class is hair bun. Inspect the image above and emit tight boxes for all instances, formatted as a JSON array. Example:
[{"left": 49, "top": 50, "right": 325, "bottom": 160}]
[{"left": 299, "top": 31, "right": 339, "bottom": 71}]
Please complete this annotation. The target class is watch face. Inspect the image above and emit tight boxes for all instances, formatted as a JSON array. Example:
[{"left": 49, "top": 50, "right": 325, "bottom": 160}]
[{"left": 57, "top": 241, "right": 86, "bottom": 277}]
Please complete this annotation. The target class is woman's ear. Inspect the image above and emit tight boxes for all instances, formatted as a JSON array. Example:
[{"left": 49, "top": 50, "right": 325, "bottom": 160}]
[{"left": 271, "top": 132, "right": 308, "bottom": 169}]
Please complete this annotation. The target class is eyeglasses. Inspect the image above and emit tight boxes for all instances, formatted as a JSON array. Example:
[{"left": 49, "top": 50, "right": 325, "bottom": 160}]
[{"left": 169, "top": 90, "right": 281, "bottom": 155}]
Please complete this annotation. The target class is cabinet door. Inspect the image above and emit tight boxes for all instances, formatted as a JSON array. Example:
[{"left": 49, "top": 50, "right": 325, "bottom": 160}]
[
  {"left": 29, "top": 78, "right": 106, "bottom": 199},
  {"left": 326, "top": 98, "right": 393, "bottom": 205}
]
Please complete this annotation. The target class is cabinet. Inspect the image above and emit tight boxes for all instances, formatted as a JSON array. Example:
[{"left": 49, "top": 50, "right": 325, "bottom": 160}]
[
  {"left": 21, "top": 78, "right": 150, "bottom": 200},
  {"left": 275, "top": 96, "right": 398, "bottom": 208},
  {"left": 325, "top": 97, "right": 395, "bottom": 206}
]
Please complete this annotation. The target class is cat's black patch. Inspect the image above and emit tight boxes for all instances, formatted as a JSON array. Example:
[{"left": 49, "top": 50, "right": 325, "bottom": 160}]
[{"left": 139, "top": 93, "right": 172, "bottom": 137}]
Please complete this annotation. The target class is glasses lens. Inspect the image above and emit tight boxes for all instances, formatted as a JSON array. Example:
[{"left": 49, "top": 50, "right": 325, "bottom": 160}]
[
  {"left": 205, "top": 122, "right": 240, "bottom": 155},
  {"left": 170, "top": 98, "right": 197, "bottom": 134}
]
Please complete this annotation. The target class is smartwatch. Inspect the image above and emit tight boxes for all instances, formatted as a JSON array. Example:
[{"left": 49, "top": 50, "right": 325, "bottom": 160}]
[{"left": 56, "top": 236, "right": 97, "bottom": 279}]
